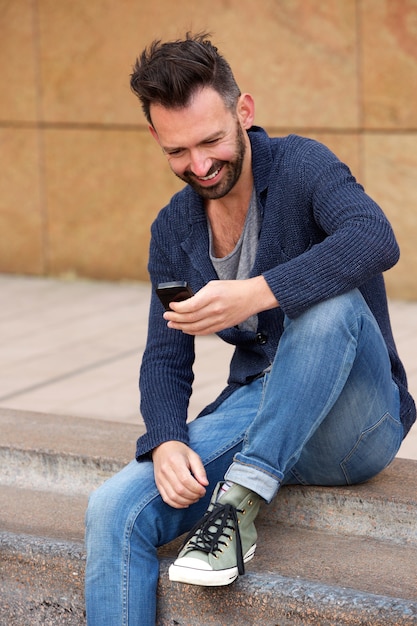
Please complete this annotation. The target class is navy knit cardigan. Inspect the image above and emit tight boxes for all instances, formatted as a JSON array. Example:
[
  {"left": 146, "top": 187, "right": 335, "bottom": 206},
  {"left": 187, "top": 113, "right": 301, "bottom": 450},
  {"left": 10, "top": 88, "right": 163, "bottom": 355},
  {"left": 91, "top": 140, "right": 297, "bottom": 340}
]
[{"left": 136, "top": 127, "right": 415, "bottom": 460}]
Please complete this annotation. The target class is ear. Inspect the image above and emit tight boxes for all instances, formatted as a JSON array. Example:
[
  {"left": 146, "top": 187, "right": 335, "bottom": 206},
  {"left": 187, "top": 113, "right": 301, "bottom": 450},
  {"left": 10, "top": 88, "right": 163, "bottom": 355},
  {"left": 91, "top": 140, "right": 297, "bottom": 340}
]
[
  {"left": 148, "top": 124, "right": 160, "bottom": 144},
  {"left": 237, "top": 93, "right": 255, "bottom": 130}
]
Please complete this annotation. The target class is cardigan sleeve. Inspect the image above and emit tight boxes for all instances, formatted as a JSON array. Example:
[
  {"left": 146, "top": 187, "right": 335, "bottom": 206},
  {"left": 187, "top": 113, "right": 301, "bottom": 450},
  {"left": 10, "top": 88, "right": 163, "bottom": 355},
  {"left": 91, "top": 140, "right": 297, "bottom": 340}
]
[
  {"left": 136, "top": 231, "right": 196, "bottom": 460},
  {"left": 263, "top": 139, "right": 399, "bottom": 319}
]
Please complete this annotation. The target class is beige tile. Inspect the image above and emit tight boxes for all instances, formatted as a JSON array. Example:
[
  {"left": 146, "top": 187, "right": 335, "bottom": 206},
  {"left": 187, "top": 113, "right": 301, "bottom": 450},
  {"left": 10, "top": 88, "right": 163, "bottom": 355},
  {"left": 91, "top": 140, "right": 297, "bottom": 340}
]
[
  {"left": 361, "top": 0, "right": 417, "bottom": 128},
  {"left": 37, "top": 0, "right": 358, "bottom": 129},
  {"left": 43, "top": 128, "right": 183, "bottom": 280},
  {"left": 222, "top": 0, "right": 359, "bottom": 129},
  {"left": 0, "top": 128, "right": 44, "bottom": 273},
  {"left": 0, "top": 0, "right": 38, "bottom": 121},
  {"left": 2, "top": 355, "right": 142, "bottom": 423},
  {"left": 38, "top": 0, "right": 203, "bottom": 125},
  {"left": 37, "top": 0, "right": 139, "bottom": 124},
  {"left": 363, "top": 133, "right": 417, "bottom": 300}
]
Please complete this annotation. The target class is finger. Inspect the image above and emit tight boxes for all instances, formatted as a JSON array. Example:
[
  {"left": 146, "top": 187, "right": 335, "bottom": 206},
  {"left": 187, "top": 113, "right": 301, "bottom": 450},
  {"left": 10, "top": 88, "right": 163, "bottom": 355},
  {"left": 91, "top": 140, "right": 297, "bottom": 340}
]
[
  {"left": 166, "top": 320, "right": 212, "bottom": 335},
  {"left": 188, "top": 452, "right": 209, "bottom": 487},
  {"left": 160, "top": 479, "right": 203, "bottom": 508},
  {"left": 158, "top": 464, "right": 206, "bottom": 506},
  {"left": 163, "top": 308, "right": 203, "bottom": 324}
]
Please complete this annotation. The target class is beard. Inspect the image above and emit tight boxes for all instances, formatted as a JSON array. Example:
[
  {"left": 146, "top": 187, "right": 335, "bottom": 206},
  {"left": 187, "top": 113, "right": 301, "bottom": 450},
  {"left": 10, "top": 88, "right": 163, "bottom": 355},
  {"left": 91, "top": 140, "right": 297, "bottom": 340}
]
[{"left": 175, "top": 121, "right": 247, "bottom": 200}]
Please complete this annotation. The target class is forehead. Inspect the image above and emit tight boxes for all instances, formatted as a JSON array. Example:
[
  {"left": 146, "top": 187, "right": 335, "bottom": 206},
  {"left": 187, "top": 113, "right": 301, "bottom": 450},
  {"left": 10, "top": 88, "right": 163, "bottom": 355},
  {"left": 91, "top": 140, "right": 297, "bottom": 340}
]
[{"left": 150, "top": 87, "right": 234, "bottom": 148}]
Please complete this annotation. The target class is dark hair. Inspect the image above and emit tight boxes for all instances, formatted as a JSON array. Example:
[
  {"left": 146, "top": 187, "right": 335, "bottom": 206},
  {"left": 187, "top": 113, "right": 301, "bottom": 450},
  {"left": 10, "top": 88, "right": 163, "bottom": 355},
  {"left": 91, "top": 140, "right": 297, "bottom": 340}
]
[{"left": 130, "top": 32, "right": 241, "bottom": 124}]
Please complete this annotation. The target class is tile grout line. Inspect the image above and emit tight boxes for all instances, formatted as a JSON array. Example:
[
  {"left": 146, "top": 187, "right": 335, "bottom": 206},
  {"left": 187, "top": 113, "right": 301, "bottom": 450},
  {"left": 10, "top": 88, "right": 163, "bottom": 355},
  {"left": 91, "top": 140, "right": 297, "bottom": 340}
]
[{"left": 0, "top": 347, "right": 140, "bottom": 403}]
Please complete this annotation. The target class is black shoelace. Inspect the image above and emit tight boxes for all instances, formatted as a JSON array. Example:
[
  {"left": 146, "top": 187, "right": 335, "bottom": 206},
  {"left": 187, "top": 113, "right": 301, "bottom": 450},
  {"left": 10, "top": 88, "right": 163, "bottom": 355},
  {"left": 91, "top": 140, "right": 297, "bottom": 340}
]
[{"left": 180, "top": 502, "right": 245, "bottom": 575}]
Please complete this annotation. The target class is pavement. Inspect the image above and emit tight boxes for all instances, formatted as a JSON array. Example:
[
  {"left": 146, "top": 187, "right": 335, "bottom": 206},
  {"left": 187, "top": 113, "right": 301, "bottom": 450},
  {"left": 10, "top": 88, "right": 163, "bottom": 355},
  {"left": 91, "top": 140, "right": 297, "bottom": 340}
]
[{"left": 1, "top": 273, "right": 416, "bottom": 460}]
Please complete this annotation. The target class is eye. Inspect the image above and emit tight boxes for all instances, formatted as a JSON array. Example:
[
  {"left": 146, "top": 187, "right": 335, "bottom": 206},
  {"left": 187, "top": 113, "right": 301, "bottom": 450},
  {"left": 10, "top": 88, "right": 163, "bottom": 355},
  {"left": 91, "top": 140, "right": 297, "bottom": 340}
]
[{"left": 165, "top": 148, "right": 184, "bottom": 158}]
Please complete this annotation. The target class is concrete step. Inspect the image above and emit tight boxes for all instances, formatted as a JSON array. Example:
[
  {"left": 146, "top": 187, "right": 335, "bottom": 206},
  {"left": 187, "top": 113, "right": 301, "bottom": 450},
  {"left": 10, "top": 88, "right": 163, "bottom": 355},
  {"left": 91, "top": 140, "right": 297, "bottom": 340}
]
[
  {"left": 2, "top": 523, "right": 417, "bottom": 626},
  {"left": 0, "top": 407, "right": 141, "bottom": 493},
  {"left": 1, "top": 408, "right": 417, "bottom": 625},
  {"left": 0, "top": 408, "right": 141, "bottom": 624},
  {"left": 0, "top": 532, "right": 85, "bottom": 626}
]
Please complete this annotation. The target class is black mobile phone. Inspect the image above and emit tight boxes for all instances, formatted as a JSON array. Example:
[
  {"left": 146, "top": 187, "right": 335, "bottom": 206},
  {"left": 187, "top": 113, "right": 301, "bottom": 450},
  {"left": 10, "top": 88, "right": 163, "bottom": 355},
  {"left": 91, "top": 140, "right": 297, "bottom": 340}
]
[{"left": 156, "top": 281, "right": 194, "bottom": 311}]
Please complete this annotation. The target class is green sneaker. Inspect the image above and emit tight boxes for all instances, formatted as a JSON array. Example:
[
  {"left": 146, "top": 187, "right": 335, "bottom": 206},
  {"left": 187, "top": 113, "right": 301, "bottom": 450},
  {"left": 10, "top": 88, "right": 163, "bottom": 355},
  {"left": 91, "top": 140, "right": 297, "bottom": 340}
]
[{"left": 168, "top": 482, "right": 262, "bottom": 586}]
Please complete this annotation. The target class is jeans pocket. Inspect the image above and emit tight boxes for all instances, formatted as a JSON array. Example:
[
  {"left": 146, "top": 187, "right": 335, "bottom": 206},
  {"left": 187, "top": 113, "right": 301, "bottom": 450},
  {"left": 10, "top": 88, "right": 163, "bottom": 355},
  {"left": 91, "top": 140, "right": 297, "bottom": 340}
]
[{"left": 341, "top": 411, "right": 404, "bottom": 485}]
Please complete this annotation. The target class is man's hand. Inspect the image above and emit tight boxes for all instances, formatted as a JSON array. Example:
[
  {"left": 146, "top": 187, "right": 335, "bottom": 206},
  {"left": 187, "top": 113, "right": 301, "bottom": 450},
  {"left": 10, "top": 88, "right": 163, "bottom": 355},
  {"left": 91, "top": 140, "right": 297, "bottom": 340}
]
[
  {"left": 163, "top": 276, "right": 278, "bottom": 335},
  {"left": 152, "top": 441, "right": 209, "bottom": 508}
]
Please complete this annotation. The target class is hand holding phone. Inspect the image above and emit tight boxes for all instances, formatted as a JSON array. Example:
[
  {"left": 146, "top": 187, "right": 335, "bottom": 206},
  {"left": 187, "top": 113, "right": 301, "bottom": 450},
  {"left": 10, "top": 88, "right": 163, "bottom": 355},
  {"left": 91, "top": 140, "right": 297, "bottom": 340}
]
[{"left": 156, "top": 281, "right": 194, "bottom": 311}]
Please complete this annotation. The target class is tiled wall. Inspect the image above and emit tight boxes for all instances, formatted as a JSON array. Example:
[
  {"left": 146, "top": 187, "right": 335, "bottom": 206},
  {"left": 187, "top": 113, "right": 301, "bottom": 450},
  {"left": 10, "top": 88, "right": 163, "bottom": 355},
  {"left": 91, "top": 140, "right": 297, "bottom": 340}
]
[{"left": 1, "top": 0, "right": 416, "bottom": 298}]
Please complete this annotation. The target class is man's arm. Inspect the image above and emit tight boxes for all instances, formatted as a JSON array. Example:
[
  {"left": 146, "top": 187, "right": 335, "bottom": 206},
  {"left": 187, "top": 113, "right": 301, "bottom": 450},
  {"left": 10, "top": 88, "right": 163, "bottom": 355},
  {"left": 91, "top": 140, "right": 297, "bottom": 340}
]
[{"left": 262, "top": 141, "right": 399, "bottom": 319}]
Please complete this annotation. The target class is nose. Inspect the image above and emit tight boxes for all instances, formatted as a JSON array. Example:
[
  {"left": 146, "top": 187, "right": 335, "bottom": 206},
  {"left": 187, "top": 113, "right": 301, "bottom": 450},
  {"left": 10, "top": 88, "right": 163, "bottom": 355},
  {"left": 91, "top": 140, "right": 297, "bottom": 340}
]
[{"left": 189, "top": 149, "right": 211, "bottom": 178}]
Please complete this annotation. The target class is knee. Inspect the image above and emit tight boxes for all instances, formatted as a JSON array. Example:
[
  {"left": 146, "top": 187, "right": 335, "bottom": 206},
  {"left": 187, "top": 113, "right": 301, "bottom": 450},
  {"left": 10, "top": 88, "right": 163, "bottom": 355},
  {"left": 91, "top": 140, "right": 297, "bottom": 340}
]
[
  {"left": 289, "top": 289, "right": 367, "bottom": 338},
  {"left": 86, "top": 482, "right": 107, "bottom": 525},
  {"left": 85, "top": 471, "right": 140, "bottom": 543},
  {"left": 85, "top": 466, "right": 161, "bottom": 549},
  {"left": 85, "top": 480, "right": 120, "bottom": 542}
]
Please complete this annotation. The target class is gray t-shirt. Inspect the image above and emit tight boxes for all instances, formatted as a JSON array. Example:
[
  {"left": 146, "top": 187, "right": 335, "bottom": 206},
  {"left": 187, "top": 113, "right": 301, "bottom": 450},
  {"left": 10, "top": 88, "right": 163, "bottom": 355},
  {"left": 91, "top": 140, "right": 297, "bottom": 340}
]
[{"left": 208, "top": 188, "right": 260, "bottom": 331}]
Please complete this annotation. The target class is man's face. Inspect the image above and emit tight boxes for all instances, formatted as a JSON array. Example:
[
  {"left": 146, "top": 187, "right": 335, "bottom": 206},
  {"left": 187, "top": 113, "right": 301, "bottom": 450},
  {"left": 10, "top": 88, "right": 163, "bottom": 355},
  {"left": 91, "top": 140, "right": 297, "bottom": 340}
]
[{"left": 149, "top": 88, "right": 251, "bottom": 200}]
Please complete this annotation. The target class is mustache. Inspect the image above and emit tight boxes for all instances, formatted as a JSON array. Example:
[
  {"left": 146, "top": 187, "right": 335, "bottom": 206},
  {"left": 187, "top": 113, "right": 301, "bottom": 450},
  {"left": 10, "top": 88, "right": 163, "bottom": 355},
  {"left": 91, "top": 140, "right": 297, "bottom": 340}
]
[{"left": 184, "top": 161, "right": 226, "bottom": 180}]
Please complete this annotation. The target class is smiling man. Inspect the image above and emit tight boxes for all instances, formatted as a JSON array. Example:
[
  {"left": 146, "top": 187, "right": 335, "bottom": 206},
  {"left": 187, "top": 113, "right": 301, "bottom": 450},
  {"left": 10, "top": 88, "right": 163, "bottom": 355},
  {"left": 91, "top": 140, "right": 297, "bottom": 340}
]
[
  {"left": 85, "top": 33, "right": 415, "bottom": 626},
  {"left": 149, "top": 89, "right": 250, "bottom": 200}
]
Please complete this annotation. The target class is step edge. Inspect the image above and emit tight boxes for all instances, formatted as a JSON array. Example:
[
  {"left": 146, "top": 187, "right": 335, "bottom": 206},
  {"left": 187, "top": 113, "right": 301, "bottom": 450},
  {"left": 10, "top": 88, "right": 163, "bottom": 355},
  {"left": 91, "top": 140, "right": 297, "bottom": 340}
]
[{"left": 1, "top": 533, "right": 415, "bottom": 626}]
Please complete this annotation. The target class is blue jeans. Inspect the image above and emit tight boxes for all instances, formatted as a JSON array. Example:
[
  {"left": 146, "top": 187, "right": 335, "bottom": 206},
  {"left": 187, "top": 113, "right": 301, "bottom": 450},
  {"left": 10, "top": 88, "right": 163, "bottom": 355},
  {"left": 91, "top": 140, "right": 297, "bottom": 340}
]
[{"left": 85, "top": 290, "right": 403, "bottom": 625}]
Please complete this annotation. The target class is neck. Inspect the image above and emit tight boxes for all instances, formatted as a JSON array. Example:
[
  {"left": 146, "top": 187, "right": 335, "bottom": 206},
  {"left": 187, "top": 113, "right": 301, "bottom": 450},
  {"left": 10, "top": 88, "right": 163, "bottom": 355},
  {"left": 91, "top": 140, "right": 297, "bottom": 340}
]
[
  {"left": 206, "top": 179, "right": 254, "bottom": 258},
  {"left": 207, "top": 182, "right": 252, "bottom": 218}
]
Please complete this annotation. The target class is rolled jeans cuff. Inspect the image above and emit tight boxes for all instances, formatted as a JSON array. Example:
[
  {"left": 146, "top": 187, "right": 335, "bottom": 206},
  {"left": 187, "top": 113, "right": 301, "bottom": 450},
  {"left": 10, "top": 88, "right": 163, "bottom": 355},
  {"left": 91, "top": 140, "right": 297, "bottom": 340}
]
[{"left": 225, "top": 458, "right": 283, "bottom": 503}]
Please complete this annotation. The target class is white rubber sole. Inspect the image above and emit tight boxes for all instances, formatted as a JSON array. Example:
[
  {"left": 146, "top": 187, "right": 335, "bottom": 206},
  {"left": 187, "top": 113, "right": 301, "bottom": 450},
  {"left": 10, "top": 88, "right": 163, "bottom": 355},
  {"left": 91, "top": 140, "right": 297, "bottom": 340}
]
[{"left": 168, "top": 544, "right": 256, "bottom": 587}]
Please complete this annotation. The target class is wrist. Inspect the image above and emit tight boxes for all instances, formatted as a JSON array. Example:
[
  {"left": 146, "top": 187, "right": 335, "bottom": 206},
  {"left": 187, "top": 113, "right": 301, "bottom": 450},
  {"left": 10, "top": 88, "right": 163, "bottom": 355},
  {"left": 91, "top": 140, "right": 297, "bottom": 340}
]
[{"left": 249, "top": 276, "right": 279, "bottom": 312}]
